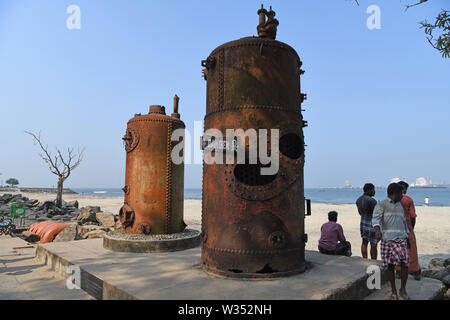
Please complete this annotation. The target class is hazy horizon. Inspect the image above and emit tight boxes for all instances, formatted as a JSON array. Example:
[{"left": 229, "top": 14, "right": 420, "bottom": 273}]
[{"left": 1, "top": 0, "right": 449, "bottom": 189}]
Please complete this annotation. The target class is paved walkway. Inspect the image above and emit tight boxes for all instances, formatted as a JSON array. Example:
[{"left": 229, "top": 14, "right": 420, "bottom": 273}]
[{"left": 0, "top": 236, "right": 92, "bottom": 300}]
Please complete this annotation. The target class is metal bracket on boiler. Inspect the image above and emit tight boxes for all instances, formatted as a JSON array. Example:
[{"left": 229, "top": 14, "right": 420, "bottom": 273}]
[{"left": 305, "top": 198, "right": 311, "bottom": 216}]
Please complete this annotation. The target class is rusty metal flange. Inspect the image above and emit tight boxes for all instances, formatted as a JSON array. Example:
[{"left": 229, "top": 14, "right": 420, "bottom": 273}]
[{"left": 122, "top": 128, "right": 139, "bottom": 153}]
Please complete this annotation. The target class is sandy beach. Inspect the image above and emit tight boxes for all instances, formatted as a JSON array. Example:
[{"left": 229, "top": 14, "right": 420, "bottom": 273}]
[{"left": 11, "top": 192, "right": 450, "bottom": 266}]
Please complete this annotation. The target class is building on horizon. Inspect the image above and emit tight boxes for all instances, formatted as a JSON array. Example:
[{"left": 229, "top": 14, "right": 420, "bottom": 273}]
[{"left": 414, "top": 177, "right": 433, "bottom": 187}]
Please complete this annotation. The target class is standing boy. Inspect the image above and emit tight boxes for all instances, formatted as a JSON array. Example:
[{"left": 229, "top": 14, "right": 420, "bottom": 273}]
[{"left": 373, "top": 183, "right": 410, "bottom": 300}]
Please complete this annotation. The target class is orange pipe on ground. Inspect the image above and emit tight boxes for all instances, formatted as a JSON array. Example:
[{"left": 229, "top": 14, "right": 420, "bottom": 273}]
[{"left": 28, "top": 222, "right": 69, "bottom": 243}]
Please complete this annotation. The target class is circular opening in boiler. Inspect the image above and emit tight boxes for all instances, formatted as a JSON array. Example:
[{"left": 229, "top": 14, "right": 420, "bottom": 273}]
[
  {"left": 279, "top": 133, "right": 303, "bottom": 159},
  {"left": 234, "top": 163, "right": 277, "bottom": 186}
]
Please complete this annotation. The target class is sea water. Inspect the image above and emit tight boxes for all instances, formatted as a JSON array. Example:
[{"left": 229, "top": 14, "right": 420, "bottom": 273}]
[{"left": 72, "top": 187, "right": 450, "bottom": 207}]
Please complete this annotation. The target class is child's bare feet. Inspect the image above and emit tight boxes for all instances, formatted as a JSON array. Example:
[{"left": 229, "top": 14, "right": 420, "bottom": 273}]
[
  {"left": 389, "top": 292, "right": 399, "bottom": 300},
  {"left": 399, "top": 288, "right": 410, "bottom": 300}
]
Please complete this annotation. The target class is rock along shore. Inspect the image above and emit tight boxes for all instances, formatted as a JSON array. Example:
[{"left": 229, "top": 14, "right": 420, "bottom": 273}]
[{"left": 0, "top": 187, "right": 77, "bottom": 194}]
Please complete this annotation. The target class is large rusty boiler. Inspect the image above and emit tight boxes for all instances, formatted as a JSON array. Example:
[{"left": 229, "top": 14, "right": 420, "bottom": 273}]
[
  {"left": 200, "top": 6, "right": 309, "bottom": 278},
  {"left": 120, "top": 95, "right": 186, "bottom": 235}
]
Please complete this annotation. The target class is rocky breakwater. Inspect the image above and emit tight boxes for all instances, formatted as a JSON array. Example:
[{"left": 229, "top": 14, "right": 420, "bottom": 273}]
[
  {"left": 0, "top": 193, "right": 40, "bottom": 216},
  {"left": 54, "top": 206, "right": 121, "bottom": 242},
  {"left": 422, "top": 257, "right": 450, "bottom": 299},
  {"left": 0, "top": 193, "right": 82, "bottom": 222},
  {"left": 0, "top": 193, "right": 121, "bottom": 242}
]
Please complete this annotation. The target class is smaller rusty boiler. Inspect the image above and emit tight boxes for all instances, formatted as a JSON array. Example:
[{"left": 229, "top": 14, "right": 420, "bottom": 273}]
[
  {"left": 120, "top": 95, "right": 186, "bottom": 235},
  {"left": 200, "top": 5, "right": 309, "bottom": 278}
]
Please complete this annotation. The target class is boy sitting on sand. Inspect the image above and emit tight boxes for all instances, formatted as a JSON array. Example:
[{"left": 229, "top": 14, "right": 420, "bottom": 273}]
[{"left": 318, "top": 211, "right": 352, "bottom": 257}]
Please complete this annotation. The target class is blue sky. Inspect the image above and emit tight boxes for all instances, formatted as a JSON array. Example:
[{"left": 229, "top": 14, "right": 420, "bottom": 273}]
[{"left": 0, "top": 0, "right": 449, "bottom": 189}]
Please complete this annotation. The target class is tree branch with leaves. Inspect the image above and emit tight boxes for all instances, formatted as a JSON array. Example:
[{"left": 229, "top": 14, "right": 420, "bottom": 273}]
[
  {"left": 350, "top": 0, "right": 449, "bottom": 58},
  {"left": 420, "top": 9, "right": 450, "bottom": 58},
  {"left": 25, "top": 131, "right": 85, "bottom": 208}
]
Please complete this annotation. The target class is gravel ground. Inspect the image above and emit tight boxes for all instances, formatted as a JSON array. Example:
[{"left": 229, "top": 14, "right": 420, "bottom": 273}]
[{"left": 106, "top": 228, "right": 200, "bottom": 241}]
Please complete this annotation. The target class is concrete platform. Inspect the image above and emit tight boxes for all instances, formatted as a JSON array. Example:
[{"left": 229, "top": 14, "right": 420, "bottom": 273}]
[
  {"left": 365, "top": 276, "right": 446, "bottom": 300},
  {"left": 35, "top": 239, "right": 388, "bottom": 300},
  {"left": 0, "top": 237, "right": 92, "bottom": 300}
]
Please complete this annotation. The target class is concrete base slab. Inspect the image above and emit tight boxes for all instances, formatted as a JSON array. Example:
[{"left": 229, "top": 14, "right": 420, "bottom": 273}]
[
  {"left": 365, "top": 275, "right": 446, "bottom": 300},
  {"left": 36, "top": 239, "right": 387, "bottom": 300}
]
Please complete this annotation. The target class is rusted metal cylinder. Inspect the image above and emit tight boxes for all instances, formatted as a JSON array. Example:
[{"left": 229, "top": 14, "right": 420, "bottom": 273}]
[
  {"left": 120, "top": 96, "right": 186, "bottom": 235},
  {"left": 200, "top": 6, "right": 308, "bottom": 278}
]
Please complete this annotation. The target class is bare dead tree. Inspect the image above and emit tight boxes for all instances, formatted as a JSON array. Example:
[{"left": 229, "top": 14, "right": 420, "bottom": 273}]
[{"left": 25, "top": 131, "right": 85, "bottom": 208}]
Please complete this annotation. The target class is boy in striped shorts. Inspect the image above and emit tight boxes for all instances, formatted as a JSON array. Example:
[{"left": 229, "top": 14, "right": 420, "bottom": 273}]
[{"left": 373, "top": 183, "right": 410, "bottom": 300}]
